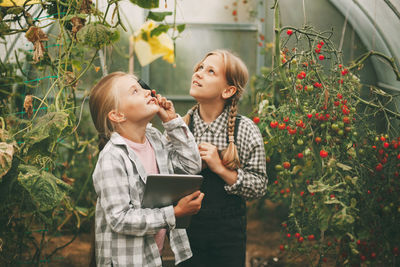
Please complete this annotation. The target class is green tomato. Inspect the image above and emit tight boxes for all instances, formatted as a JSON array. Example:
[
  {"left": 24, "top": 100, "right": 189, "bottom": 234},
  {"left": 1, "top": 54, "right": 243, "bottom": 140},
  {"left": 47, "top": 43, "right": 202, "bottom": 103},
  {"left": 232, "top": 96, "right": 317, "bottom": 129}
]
[
  {"left": 331, "top": 123, "right": 339, "bottom": 131},
  {"left": 338, "top": 121, "right": 345, "bottom": 128},
  {"left": 338, "top": 129, "right": 344, "bottom": 136},
  {"left": 297, "top": 139, "right": 304, "bottom": 146},
  {"left": 383, "top": 206, "right": 391, "bottom": 213},
  {"left": 275, "top": 165, "right": 283, "bottom": 171}
]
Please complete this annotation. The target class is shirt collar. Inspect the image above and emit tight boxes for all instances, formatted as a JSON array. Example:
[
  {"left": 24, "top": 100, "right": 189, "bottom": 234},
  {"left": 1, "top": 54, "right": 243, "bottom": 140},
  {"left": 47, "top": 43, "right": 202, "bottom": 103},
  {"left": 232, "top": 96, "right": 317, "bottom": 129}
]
[
  {"left": 192, "top": 105, "right": 229, "bottom": 137},
  {"left": 109, "top": 124, "right": 153, "bottom": 146}
]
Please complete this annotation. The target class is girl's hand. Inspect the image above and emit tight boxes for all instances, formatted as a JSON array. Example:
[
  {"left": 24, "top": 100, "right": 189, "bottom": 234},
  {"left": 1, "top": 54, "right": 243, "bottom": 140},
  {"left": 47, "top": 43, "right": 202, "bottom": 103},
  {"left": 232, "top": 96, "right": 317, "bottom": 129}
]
[
  {"left": 174, "top": 190, "right": 204, "bottom": 218},
  {"left": 198, "top": 142, "right": 223, "bottom": 173},
  {"left": 156, "top": 93, "right": 177, "bottom": 122}
]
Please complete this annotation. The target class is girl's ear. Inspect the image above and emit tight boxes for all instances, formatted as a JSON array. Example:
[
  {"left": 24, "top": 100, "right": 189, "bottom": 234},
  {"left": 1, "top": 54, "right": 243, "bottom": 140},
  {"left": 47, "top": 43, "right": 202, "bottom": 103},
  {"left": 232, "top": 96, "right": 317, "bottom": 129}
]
[
  {"left": 108, "top": 110, "right": 126, "bottom": 123},
  {"left": 222, "top": 86, "right": 237, "bottom": 100}
]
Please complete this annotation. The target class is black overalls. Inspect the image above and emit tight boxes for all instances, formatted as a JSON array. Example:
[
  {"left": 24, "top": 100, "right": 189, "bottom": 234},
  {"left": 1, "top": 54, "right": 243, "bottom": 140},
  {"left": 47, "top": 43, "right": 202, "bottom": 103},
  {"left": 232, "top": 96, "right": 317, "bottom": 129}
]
[{"left": 180, "top": 115, "right": 247, "bottom": 267}]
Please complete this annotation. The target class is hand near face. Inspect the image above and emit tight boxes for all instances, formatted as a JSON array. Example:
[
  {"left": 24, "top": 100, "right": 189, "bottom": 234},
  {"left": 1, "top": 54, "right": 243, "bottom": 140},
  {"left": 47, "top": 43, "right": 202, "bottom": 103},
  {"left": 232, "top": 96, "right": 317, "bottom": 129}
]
[
  {"left": 198, "top": 142, "right": 223, "bottom": 173},
  {"left": 155, "top": 93, "right": 177, "bottom": 122}
]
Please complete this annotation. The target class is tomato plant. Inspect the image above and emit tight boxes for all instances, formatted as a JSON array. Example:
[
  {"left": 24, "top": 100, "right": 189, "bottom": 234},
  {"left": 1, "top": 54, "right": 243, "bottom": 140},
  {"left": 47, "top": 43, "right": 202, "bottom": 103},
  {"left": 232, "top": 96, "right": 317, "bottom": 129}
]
[{"left": 251, "top": 3, "right": 400, "bottom": 266}]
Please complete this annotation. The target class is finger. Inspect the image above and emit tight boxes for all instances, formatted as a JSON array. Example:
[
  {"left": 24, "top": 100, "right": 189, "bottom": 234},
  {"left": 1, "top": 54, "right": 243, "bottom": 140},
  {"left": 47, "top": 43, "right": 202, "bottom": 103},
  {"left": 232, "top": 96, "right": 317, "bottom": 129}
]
[
  {"left": 197, "top": 192, "right": 205, "bottom": 202},
  {"left": 156, "top": 94, "right": 162, "bottom": 104},
  {"left": 186, "top": 190, "right": 201, "bottom": 200},
  {"left": 198, "top": 143, "right": 209, "bottom": 151},
  {"left": 165, "top": 100, "right": 172, "bottom": 109},
  {"left": 160, "top": 97, "right": 167, "bottom": 107}
]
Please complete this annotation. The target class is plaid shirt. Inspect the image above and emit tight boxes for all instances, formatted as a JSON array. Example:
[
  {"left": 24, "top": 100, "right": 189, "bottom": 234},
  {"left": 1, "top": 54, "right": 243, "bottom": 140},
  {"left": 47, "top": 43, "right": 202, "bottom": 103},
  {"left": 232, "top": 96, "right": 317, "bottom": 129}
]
[
  {"left": 92, "top": 116, "right": 201, "bottom": 267},
  {"left": 188, "top": 106, "right": 267, "bottom": 200}
]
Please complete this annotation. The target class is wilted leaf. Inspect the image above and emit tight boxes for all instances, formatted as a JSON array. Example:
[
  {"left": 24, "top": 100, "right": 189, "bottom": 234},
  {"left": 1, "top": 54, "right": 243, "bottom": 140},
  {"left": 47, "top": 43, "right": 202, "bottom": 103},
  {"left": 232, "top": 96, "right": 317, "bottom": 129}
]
[
  {"left": 0, "top": 142, "right": 14, "bottom": 181},
  {"left": 25, "top": 26, "right": 48, "bottom": 63},
  {"left": 336, "top": 162, "right": 352, "bottom": 171},
  {"left": 18, "top": 164, "right": 72, "bottom": 212},
  {"left": 23, "top": 94, "right": 33, "bottom": 118},
  {"left": 308, "top": 181, "right": 344, "bottom": 193},
  {"left": 70, "top": 16, "right": 86, "bottom": 37}
]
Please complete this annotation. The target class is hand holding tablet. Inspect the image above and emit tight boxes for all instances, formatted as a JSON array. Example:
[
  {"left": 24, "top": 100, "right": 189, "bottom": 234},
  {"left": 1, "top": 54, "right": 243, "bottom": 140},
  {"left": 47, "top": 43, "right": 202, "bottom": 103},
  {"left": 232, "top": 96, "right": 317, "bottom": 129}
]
[{"left": 142, "top": 174, "right": 204, "bottom": 228}]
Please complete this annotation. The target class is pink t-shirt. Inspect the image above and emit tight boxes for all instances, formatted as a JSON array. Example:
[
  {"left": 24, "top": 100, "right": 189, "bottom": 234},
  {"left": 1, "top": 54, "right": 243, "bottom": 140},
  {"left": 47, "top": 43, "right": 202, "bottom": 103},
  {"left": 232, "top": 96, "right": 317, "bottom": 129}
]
[{"left": 123, "top": 137, "right": 167, "bottom": 255}]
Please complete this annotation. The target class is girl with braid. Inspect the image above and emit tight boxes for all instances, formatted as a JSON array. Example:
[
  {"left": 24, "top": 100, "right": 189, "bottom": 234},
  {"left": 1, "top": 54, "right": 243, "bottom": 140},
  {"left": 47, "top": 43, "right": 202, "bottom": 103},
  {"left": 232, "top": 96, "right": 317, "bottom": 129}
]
[{"left": 179, "top": 50, "right": 268, "bottom": 267}]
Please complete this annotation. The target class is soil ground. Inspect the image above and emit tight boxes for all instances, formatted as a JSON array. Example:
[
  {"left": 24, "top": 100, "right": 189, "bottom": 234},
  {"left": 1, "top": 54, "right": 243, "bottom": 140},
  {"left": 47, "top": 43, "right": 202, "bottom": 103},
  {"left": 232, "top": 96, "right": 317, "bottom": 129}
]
[{"left": 31, "top": 201, "right": 319, "bottom": 267}]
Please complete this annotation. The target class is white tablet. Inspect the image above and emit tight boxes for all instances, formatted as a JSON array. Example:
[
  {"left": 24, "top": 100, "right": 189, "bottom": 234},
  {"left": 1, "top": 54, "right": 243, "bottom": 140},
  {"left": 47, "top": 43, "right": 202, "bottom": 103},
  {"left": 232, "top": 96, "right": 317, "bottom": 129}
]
[{"left": 142, "top": 174, "right": 203, "bottom": 228}]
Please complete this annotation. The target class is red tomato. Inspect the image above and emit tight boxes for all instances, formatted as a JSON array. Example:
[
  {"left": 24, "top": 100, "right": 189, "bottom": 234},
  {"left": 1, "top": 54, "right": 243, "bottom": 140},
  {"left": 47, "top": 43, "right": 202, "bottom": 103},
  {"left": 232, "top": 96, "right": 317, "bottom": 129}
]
[
  {"left": 253, "top": 116, "right": 260, "bottom": 124},
  {"left": 283, "top": 161, "right": 291, "bottom": 169},
  {"left": 320, "top": 150, "right": 328, "bottom": 158}
]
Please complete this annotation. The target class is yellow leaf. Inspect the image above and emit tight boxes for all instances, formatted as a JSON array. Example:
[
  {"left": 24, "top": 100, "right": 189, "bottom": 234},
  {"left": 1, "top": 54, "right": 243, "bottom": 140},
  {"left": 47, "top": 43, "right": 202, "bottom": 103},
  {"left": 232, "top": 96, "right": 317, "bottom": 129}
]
[
  {"left": 133, "top": 20, "right": 174, "bottom": 66},
  {"left": 0, "top": 0, "right": 40, "bottom": 7}
]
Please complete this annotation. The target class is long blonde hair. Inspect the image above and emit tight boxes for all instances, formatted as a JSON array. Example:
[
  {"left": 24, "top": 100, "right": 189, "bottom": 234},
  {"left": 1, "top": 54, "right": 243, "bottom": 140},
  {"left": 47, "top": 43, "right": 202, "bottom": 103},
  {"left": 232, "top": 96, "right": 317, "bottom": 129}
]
[
  {"left": 183, "top": 50, "right": 249, "bottom": 170},
  {"left": 89, "top": 71, "right": 135, "bottom": 150}
]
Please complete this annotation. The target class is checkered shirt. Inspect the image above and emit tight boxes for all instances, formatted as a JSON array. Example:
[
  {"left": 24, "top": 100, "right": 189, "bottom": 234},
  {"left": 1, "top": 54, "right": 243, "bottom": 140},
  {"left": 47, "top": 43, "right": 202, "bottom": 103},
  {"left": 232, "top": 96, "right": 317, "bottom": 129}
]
[
  {"left": 92, "top": 116, "right": 201, "bottom": 267},
  {"left": 188, "top": 106, "right": 267, "bottom": 200}
]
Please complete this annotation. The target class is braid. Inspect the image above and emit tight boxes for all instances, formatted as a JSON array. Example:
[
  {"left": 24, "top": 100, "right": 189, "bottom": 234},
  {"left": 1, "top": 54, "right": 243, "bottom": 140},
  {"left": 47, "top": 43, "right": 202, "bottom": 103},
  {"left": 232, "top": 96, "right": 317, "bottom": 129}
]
[
  {"left": 221, "top": 100, "right": 241, "bottom": 170},
  {"left": 182, "top": 104, "right": 199, "bottom": 126}
]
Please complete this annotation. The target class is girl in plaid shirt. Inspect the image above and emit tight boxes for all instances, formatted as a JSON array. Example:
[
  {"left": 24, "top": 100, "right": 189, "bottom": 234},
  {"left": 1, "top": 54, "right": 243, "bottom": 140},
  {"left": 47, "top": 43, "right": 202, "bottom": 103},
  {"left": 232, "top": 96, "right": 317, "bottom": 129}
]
[
  {"left": 179, "top": 50, "right": 268, "bottom": 267},
  {"left": 89, "top": 72, "right": 204, "bottom": 266}
]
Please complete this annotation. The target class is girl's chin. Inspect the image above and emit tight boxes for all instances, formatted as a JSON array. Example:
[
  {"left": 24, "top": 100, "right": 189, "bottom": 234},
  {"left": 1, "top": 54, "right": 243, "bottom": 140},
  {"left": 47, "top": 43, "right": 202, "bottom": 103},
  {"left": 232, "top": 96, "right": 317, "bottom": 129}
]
[{"left": 189, "top": 89, "right": 200, "bottom": 99}]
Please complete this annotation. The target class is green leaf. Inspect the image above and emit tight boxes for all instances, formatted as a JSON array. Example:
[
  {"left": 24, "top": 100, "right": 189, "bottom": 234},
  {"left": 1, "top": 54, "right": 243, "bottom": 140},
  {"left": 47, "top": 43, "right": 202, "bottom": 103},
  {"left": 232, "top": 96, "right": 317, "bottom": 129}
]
[
  {"left": 141, "top": 30, "right": 148, "bottom": 41},
  {"left": 150, "top": 24, "right": 170, "bottom": 37},
  {"left": 318, "top": 207, "right": 331, "bottom": 231},
  {"left": 109, "top": 29, "right": 120, "bottom": 43},
  {"left": 71, "top": 59, "right": 82, "bottom": 71},
  {"left": 22, "top": 112, "right": 69, "bottom": 157},
  {"left": 177, "top": 24, "right": 186, "bottom": 33},
  {"left": 62, "top": 14, "right": 88, "bottom": 21},
  {"left": 17, "top": 165, "right": 72, "bottom": 212},
  {"left": 23, "top": 111, "right": 69, "bottom": 147},
  {"left": 129, "top": 0, "right": 159, "bottom": 9},
  {"left": 6, "top": 7, "right": 24, "bottom": 15},
  {"left": 147, "top": 11, "right": 172, "bottom": 22}
]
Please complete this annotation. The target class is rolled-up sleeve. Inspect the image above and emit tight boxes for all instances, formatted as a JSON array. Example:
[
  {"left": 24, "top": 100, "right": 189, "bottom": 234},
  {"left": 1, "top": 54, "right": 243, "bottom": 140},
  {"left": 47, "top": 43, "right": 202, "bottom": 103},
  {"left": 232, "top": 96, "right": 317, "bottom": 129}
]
[{"left": 162, "top": 115, "right": 202, "bottom": 174}]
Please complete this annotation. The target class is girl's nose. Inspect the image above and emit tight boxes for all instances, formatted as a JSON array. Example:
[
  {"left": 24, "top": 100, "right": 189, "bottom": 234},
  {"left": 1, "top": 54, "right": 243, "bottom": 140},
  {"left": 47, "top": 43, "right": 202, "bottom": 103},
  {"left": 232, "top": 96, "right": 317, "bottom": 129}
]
[{"left": 194, "top": 70, "right": 203, "bottom": 79}]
